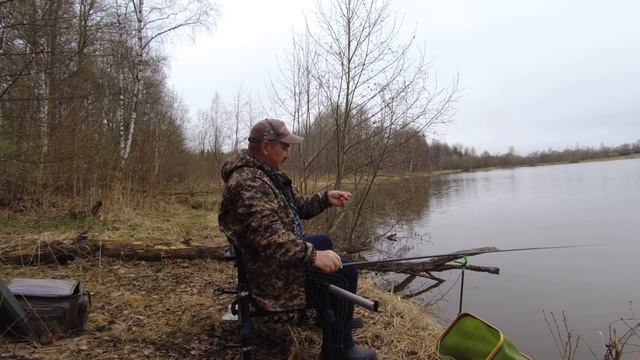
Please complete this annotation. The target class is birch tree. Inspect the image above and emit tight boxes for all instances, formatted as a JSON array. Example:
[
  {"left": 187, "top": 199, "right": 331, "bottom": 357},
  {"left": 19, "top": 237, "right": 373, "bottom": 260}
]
[{"left": 115, "top": 0, "right": 215, "bottom": 166}]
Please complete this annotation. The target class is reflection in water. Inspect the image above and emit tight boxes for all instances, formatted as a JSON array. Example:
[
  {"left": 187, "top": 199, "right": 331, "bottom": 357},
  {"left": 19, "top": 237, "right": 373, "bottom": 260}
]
[
  {"left": 393, "top": 274, "right": 446, "bottom": 299},
  {"left": 307, "top": 175, "right": 439, "bottom": 253},
  {"left": 358, "top": 175, "right": 473, "bottom": 253},
  {"left": 305, "top": 174, "right": 481, "bottom": 297}
]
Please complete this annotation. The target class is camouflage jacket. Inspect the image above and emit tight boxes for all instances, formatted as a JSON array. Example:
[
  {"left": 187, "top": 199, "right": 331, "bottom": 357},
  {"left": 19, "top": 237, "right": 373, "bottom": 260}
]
[{"left": 218, "top": 151, "right": 329, "bottom": 311}]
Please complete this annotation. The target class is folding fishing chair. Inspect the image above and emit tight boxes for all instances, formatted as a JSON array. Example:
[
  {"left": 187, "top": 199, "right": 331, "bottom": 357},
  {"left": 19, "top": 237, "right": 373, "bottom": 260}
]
[{"left": 215, "top": 245, "right": 378, "bottom": 360}]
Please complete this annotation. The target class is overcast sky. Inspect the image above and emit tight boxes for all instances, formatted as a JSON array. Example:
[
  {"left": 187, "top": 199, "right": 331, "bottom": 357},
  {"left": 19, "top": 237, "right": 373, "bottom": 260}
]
[{"left": 167, "top": 0, "right": 640, "bottom": 155}]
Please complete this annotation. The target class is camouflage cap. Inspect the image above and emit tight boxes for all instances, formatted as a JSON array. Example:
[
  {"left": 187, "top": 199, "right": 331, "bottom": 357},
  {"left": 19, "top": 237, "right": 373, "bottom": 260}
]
[{"left": 248, "top": 119, "right": 303, "bottom": 144}]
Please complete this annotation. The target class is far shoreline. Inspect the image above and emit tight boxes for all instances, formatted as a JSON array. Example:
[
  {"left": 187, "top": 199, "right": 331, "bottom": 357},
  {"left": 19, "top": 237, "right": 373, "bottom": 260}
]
[{"left": 375, "top": 153, "right": 640, "bottom": 181}]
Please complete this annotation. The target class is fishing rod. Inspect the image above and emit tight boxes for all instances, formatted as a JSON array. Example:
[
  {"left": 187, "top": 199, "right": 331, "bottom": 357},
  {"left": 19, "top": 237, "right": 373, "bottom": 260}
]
[{"left": 343, "top": 244, "right": 595, "bottom": 267}]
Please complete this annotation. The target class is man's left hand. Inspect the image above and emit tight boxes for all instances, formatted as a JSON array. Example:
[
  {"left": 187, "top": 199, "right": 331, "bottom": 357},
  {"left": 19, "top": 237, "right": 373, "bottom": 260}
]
[{"left": 327, "top": 191, "right": 352, "bottom": 208}]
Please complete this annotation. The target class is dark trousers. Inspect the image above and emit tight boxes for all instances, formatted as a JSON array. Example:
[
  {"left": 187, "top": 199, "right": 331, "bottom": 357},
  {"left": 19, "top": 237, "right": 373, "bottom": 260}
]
[{"left": 304, "top": 234, "right": 357, "bottom": 353}]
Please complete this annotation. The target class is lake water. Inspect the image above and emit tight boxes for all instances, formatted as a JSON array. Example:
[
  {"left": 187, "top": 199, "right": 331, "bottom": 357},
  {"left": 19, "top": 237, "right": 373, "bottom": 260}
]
[{"left": 370, "top": 158, "right": 640, "bottom": 359}]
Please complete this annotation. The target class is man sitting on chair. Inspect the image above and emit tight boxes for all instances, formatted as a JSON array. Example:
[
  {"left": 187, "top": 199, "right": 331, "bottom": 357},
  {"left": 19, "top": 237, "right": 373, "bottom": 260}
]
[{"left": 218, "top": 118, "right": 377, "bottom": 360}]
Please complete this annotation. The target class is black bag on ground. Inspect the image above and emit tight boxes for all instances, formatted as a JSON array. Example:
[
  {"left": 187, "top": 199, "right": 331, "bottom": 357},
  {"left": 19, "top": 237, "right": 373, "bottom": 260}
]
[{"left": 5, "top": 278, "right": 91, "bottom": 341}]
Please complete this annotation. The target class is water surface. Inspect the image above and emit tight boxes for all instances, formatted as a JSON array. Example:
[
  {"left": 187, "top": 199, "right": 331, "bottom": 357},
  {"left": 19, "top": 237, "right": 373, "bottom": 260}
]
[{"left": 370, "top": 159, "right": 640, "bottom": 359}]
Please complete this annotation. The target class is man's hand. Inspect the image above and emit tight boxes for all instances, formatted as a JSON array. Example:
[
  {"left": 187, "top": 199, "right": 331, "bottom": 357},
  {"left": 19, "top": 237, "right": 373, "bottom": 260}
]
[
  {"left": 327, "top": 190, "right": 352, "bottom": 208},
  {"left": 314, "top": 250, "right": 343, "bottom": 272}
]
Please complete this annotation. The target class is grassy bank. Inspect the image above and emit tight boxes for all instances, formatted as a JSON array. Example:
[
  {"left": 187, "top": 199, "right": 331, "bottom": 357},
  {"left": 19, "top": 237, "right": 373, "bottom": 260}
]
[{"left": 0, "top": 199, "right": 443, "bottom": 359}]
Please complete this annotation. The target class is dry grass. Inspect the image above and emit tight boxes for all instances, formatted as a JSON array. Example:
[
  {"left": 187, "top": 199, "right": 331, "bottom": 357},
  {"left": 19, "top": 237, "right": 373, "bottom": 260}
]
[
  {"left": 355, "top": 280, "right": 443, "bottom": 359},
  {"left": 0, "top": 197, "right": 222, "bottom": 248},
  {"left": 95, "top": 201, "right": 220, "bottom": 246},
  {"left": 0, "top": 199, "right": 444, "bottom": 359},
  {"left": 1, "top": 258, "right": 234, "bottom": 359},
  {"left": 1, "top": 262, "right": 443, "bottom": 359}
]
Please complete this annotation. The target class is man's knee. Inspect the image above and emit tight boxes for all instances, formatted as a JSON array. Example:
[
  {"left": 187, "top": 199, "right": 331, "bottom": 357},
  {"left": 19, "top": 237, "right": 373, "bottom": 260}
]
[
  {"left": 337, "top": 258, "right": 358, "bottom": 293},
  {"left": 304, "top": 234, "right": 333, "bottom": 250},
  {"left": 340, "top": 258, "right": 357, "bottom": 277}
]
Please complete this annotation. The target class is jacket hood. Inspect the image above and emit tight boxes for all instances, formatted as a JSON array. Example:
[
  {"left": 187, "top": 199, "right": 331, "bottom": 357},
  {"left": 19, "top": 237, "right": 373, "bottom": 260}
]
[{"left": 221, "top": 150, "right": 273, "bottom": 182}]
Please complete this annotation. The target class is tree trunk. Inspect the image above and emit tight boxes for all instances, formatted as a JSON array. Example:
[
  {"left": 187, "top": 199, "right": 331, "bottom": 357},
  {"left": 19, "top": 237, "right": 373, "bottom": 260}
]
[{"left": 121, "top": 0, "right": 144, "bottom": 166}]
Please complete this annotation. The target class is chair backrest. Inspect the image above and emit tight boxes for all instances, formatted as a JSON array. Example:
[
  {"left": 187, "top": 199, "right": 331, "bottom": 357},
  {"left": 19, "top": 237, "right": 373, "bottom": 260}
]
[{"left": 227, "top": 245, "right": 251, "bottom": 290}]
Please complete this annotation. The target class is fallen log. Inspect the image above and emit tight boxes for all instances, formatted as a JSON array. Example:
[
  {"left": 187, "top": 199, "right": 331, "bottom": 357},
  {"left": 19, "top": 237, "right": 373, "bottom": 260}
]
[
  {"left": 0, "top": 238, "right": 229, "bottom": 266},
  {"left": 1, "top": 238, "right": 500, "bottom": 292}
]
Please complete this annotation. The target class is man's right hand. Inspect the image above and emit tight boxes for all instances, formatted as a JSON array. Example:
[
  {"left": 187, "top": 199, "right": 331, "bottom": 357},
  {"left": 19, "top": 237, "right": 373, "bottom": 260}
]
[{"left": 314, "top": 250, "right": 342, "bottom": 273}]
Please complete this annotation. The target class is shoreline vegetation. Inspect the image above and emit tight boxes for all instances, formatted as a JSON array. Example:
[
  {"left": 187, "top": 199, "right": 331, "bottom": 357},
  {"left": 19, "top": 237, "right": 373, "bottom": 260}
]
[
  {"left": 2, "top": 156, "right": 638, "bottom": 359},
  {"left": 0, "top": 189, "right": 444, "bottom": 359},
  {"left": 378, "top": 152, "right": 640, "bottom": 180}
]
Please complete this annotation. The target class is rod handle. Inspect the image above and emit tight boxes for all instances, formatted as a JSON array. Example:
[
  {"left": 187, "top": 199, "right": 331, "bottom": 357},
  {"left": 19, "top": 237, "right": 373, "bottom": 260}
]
[{"left": 327, "top": 284, "right": 379, "bottom": 312}]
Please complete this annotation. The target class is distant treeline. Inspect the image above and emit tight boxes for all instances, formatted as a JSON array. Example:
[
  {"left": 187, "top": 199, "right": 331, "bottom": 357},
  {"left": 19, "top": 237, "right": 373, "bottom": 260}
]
[{"left": 424, "top": 140, "right": 640, "bottom": 171}]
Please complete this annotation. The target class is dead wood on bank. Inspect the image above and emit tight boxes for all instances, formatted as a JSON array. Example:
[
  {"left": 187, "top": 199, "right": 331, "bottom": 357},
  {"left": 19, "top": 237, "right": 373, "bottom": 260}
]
[
  {"left": 355, "top": 247, "right": 500, "bottom": 275},
  {"left": 354, "top": 247, "right": 501, "bottom": 298}
]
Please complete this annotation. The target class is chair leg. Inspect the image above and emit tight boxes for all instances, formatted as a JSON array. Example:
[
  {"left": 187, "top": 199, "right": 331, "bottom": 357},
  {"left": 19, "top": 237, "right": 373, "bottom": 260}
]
[
  {"left": 237, "top": 290, "right": 253, "bottom": 360},
  {"left": 318, "top": 285, "right": 334, "bottom": 360}
]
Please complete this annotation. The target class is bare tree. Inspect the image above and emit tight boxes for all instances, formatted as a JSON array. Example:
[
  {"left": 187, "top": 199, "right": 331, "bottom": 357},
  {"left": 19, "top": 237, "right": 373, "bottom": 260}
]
[
  {"left": 312, "top": 0, "right": 457, "bottom": 187},
  {"left": 268, "top": 30, "right": 328, "bottom": 194},
  {"left": 207, "top": 92, "right": 229, "bottom": 182},
  {"left": 268, "top": 0, "right": 458, "bottom": 245},
  {"left": 231, "top": 86, "right": 245, "bottom": 154}
]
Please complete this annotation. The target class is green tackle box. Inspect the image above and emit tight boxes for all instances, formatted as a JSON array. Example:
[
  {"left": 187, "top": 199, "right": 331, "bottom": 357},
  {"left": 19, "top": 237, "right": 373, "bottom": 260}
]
[{"left": 436, "top": 312, "right": 533, "bottom": 360}]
